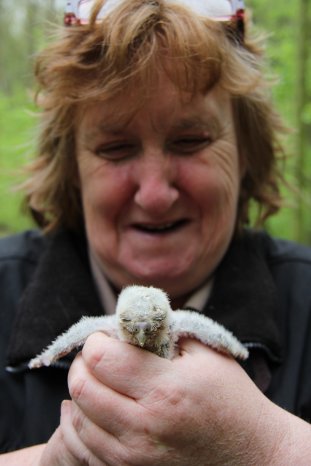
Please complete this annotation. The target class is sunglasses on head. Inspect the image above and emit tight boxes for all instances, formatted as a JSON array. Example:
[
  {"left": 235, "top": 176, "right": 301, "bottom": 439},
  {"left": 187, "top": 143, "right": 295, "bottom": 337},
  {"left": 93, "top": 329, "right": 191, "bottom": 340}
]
[{"left": 65, "top": 0, "right": 245, "bottom": 41}]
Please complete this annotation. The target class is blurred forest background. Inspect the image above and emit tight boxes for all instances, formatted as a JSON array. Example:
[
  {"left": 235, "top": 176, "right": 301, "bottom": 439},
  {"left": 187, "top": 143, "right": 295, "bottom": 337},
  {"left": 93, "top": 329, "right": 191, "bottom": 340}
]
[{"left": 0, "top": 0, "right": 310, "bottom": 243}]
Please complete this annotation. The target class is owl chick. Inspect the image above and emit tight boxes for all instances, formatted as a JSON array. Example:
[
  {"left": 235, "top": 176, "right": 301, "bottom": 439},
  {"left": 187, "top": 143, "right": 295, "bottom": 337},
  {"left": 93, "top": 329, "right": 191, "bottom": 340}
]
[{"left": 28, "top": 285, "right": 248, "bottom": 369}]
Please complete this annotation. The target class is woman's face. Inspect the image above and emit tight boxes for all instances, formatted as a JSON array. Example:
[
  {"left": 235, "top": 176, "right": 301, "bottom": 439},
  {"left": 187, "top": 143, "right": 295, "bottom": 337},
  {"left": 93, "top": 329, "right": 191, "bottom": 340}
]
[{"left": 76, "top": 78, "right": 242, "bottom": 303}]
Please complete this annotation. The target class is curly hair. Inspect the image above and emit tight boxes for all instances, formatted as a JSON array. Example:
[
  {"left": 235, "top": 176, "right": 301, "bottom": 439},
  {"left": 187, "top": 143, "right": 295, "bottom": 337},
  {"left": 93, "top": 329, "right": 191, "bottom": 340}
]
[{"left": 22, "top": 0, "right": 286, "bottom": 232}]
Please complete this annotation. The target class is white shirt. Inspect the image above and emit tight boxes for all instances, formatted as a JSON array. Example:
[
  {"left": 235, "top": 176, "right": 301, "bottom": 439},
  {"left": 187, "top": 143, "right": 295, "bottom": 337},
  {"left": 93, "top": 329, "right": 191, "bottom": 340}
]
[{"left": 89, "top": 249, "right": 213, "bottom": 314}]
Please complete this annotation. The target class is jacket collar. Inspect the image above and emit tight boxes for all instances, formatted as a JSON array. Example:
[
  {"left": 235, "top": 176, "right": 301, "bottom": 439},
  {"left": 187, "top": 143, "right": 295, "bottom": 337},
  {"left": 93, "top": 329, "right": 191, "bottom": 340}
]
[
  {"left": 7, "top": 229, "right": 282, "bottom": 366},
  {"left": 204, "top": 230, "right": 282, "bottom": 361},
  {"left": 7, "top": 230, "right": 103, "bottom": 365}
]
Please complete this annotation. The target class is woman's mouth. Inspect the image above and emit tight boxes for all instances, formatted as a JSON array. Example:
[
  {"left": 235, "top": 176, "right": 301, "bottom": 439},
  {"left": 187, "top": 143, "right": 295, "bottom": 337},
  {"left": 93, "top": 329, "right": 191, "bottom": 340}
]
[{"left": 133, "top": 219, "right": 189, "bottom": 235}]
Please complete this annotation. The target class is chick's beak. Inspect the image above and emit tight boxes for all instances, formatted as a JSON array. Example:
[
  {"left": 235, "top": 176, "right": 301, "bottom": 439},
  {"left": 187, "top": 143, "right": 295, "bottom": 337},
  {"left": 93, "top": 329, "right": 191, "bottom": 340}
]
[
  {"left": 134, "top": 322, "right": 151, "bottom": 347},
  {"left": 136, "top": 328, "right": 147, "bottom": 347}
]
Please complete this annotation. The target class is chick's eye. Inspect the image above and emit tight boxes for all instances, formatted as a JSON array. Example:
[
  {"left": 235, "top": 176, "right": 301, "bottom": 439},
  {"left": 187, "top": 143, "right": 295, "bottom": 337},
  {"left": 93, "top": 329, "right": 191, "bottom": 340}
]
[{"left": 120, "top": 317, "right": 132, "bottom": 323}]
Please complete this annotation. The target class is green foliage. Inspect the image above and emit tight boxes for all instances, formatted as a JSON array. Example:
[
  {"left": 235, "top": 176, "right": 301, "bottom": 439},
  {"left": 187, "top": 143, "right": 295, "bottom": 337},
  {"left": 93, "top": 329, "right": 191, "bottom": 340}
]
[
  {"left": 0, "top": 1, "right": 60, "bottom": 236},
  {"left": 249, "top": 0, "right": 311, "bottom": 244},
  {"left": 249, "top": 0, "right": 298, "bottom": 121},
  {"left": 0, "top": 92, "right": 36, "bottom": 235}
]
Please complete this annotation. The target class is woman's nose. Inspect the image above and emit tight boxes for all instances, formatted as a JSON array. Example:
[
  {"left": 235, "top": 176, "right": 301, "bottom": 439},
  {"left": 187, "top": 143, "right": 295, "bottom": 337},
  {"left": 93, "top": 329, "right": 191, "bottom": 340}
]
[{"left": 134, "top": 152, "right": 179, "bottom": 215}]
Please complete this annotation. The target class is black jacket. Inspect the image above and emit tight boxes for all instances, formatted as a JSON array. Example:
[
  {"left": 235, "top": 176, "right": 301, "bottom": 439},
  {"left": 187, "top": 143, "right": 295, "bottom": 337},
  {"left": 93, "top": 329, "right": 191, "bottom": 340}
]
[{"left": 0, "top": 229, "right": 311, "bottom": 453}]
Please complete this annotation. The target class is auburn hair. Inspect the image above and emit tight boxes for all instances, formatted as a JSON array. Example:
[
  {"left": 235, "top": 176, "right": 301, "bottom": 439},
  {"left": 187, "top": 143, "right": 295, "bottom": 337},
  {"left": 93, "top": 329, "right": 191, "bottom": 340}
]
[{"left": 23, "top": 0, "right": 286, "bottom": 232}]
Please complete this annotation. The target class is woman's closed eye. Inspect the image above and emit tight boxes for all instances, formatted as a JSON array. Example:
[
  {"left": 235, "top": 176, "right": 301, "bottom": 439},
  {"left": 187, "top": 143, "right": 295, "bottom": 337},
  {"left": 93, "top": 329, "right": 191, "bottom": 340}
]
[
  {"left": 168, "top": 135, "right": 213, "bottom": 154},
  {"left": 94, "top": 141, "right": 137, "bottom": 160}
]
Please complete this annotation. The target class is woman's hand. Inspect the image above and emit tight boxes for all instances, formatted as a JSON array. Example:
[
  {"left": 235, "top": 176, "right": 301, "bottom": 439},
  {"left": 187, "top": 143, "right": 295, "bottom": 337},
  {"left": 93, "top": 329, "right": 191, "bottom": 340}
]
[{"left": 39, "top": 332, "right": 311, "bottom": 465}]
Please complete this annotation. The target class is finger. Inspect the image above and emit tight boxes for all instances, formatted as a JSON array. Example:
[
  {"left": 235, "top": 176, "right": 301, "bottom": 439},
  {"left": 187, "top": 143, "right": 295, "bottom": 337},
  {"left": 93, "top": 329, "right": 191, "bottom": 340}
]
[
  {"left": 69, "top": 351, "right": 190, "bottom": 454},
  {"left": 60, "top": 400, "right": 104, "bottom": 466},
  {"left": 175, "top": 337, "right": 242, "bottom": 384},
  {"left": 177, "top": 337, "right": 234, "bottom": 359},
  {"left": 39, "top": 414, "right": 81, "bottom": 466},
  {"left": 68, "top": 353, "right": 146, "bottom": 436},
  {"left": 81, "top": 332, "right": 171, "bottom": 399},
  {"left": 70, "top": 402, "right": 141, "bottom": 466},
  {"left": 70, "top": 402, "right": 175, "bottom": 466}
]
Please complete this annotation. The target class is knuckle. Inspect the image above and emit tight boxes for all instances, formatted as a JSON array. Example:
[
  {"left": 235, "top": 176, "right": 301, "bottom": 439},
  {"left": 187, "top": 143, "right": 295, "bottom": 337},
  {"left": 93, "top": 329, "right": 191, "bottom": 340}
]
[
  {"left": 79, "top": 450, "right": 99, "bottom": 466},
  {"left": 69, "top": 375, "right": 88, "bottom": 402},
  {"left": 120, "top": 437, "right": 172, "bottom": 466},
  {"left": 144, "top": 380, "right": 186, "bottom": 412},
  {"left": 82, "top": 333, "right": 119, "bottom": 375},
  {"left": 140, "top": 380, "right": 190, "bottom": 440},
  {"left": 71, "top": 406, "right": 85, "bottom": 434},
  {"left": 117, "top": 445, "right": 149, "bottom": 466}
]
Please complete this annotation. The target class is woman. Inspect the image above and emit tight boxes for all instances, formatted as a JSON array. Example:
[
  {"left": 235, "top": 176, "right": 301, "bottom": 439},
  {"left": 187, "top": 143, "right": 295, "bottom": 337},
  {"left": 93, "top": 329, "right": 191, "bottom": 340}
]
[{"left": 1, "top": 0, "right": 311, "bottom": 464}]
